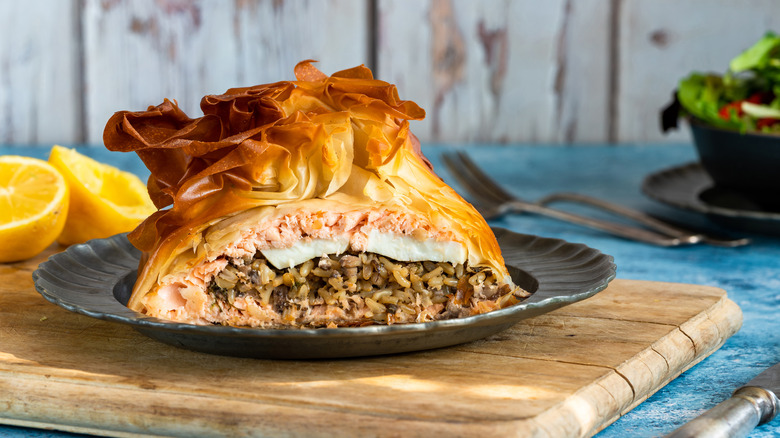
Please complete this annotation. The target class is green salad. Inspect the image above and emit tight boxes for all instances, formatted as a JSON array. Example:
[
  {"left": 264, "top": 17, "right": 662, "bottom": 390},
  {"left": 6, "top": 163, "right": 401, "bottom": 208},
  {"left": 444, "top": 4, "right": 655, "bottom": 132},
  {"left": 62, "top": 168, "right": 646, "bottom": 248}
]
[{"left": 674, "top": 32, "right": 780, "bottom": 133}]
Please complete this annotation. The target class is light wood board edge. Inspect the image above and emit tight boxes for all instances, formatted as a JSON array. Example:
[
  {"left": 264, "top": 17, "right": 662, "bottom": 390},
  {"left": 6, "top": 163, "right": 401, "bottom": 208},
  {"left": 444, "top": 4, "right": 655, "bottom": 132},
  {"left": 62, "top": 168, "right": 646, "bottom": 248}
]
[
  {"left": 589, "top": 296, "right": 742, "bottom": 437},
  {"left": 525, "top": 294, "right": 741, "bottom": 438},
  {"left": 0, "top": 286, "right": 743, "bottom": 438}
]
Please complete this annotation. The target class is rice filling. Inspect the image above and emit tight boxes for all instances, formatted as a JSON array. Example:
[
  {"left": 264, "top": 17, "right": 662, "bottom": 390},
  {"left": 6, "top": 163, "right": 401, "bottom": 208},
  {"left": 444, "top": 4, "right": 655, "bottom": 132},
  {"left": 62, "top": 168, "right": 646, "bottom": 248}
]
[{"left": 204, "top": 251, "right": 529, "bottom": 328}]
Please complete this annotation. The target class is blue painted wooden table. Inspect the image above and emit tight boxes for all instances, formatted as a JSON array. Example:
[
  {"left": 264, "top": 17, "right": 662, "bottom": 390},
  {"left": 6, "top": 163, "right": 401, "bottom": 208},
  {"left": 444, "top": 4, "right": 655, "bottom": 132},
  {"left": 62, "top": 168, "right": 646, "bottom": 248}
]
[{"left": 1, "top": 143, "right": 778, "bottom": 437}]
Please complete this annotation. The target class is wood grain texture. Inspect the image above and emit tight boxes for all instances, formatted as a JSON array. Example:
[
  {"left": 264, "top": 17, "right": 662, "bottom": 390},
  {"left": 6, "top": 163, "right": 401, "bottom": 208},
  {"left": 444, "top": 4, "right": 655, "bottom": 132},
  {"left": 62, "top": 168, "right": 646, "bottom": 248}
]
[
  {"left": 0, "top": 246, "right": 741, "bottom": 438},
  {"left": 81, "top": 0, "right": 369, "bottom": 143},
  {"left": 3, "top": 1, "right": 780, "bottom": 145},
  {"left": 616, "top": 0, "right": 780, "bottom": 143},
  {"left": 0, "top": 1, "right": 81, "bottom": 144},
  {"left": 376, "top": 0, "right": 611, "bottom": 144}
]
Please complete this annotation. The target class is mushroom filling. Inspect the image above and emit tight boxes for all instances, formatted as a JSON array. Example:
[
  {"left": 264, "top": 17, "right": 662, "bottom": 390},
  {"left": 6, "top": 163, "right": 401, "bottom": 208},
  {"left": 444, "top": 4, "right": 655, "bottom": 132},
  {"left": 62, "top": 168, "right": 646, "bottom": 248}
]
[{"left": 205, "top": 251, "right": 529, "bottom": 328}]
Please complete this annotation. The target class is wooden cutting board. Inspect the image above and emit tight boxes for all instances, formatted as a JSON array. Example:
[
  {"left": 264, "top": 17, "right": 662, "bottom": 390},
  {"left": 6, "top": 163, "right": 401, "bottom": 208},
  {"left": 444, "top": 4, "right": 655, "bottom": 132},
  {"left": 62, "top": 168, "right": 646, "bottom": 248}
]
[{"left": 0, "top": 246, "right": 741, "bottom": 438}]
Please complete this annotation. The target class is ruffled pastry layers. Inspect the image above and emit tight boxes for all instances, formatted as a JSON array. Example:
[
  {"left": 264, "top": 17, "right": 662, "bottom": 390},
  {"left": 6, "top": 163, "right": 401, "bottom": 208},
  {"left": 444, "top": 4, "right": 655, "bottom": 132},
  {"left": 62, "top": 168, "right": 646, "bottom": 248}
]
[{"left": 104, "top": 61, "right": 528, "bottom": 327}]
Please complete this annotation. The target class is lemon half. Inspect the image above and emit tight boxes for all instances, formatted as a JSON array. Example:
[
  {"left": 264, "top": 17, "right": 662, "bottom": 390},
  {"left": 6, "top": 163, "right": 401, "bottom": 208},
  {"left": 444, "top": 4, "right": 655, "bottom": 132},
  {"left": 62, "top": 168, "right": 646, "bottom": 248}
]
[
  {"left": 48, "top": 145, "right": 156, "bottom": 246},
  {"left": 0, "top": 156, "right": 69, "bottom": 262}
]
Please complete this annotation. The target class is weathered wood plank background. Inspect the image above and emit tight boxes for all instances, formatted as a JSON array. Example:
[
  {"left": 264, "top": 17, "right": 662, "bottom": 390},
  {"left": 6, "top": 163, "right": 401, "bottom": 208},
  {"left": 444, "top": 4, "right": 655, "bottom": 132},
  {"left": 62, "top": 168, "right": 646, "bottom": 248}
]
[{"left": 1, "top": 0, "right": 779, "bottom": 145}]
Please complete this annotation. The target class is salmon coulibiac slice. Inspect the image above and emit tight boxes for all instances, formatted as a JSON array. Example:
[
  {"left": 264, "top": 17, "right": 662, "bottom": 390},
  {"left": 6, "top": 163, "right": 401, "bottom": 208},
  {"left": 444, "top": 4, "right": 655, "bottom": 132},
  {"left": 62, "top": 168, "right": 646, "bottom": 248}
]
[{"left": 103, "top": 61, "right": 530, "bottom": 328}]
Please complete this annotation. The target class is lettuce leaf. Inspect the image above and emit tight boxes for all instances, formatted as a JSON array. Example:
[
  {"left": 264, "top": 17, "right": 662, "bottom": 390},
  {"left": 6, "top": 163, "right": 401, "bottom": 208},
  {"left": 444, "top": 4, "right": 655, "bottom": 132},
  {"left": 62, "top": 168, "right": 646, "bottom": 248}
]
[
  {"left": 676, "top": 73, "right": 745, "bottom": 129},
  {"left": 730, "top": 32, "right": 780, "bottom": 73},
  {"left": 668, "top": 32, "right": 780, "bottom": 134}
]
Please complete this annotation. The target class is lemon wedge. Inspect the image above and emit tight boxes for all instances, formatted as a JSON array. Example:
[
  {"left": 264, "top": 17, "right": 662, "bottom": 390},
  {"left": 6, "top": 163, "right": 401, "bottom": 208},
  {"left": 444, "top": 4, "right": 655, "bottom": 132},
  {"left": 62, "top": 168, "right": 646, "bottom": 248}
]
[
  {"left": 48, "top": 145, "right": 156, "bottom": 246},
  {"left": 0, "top": 156, "right": 69, "bottom": 262}
]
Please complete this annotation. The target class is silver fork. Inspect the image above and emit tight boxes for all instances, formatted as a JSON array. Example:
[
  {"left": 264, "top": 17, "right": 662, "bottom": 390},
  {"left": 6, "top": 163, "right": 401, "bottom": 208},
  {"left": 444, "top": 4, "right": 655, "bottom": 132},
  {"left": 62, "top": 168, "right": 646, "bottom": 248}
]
[{"left": 441, "top": 151, "right": 749, "bottom": 247}]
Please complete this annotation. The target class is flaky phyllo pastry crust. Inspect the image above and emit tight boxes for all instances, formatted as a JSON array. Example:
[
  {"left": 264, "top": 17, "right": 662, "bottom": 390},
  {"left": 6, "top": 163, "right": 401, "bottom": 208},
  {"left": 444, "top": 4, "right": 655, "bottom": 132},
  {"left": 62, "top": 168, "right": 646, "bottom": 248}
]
[{"left": 104, "top": 60, "right": 529, "bottom": 328}]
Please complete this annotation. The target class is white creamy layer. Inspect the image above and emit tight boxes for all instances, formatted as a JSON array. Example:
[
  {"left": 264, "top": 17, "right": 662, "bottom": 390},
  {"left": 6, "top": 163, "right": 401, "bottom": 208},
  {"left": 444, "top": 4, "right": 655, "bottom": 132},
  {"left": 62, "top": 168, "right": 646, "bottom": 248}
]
[
  {"left": 261, "top": 237, "right": 350, "bottom": 270},
  {"left": 364, "top": 230, "right": 466, "bottom": 265},
  {"left": 260, "top": 231, "right": 467, "bottom": 269}
]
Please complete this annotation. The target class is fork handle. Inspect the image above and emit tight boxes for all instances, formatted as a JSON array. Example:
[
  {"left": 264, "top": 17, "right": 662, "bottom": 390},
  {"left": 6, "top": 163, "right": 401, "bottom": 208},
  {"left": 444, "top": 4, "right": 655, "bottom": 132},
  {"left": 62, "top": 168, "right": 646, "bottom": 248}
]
[
  {"left": 535, "top": 192, "right": 748, "bottom": 247},
  {"left": 500, "top": 201, "right": 692, "bottom": 247},
  {"left": 666, "top": 386, "right": 779, "bottom": 438}
]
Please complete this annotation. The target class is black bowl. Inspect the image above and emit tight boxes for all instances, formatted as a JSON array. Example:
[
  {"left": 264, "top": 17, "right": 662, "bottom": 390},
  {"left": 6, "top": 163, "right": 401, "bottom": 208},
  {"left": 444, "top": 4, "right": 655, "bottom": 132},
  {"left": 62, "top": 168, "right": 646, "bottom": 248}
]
[{"left": 689, "top": 118, "right": 780, "bottom": 193}]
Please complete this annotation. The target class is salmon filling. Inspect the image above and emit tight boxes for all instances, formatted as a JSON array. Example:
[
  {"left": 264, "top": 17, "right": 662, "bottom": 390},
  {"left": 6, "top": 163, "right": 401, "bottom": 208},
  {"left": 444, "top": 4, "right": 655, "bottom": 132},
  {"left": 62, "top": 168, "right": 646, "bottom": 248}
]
[
  {"left": 201, "top": 251, "right": 528, "bottom": 328},
  {"left": 137, "top": 208, "right": 529, "bottom": 327}
]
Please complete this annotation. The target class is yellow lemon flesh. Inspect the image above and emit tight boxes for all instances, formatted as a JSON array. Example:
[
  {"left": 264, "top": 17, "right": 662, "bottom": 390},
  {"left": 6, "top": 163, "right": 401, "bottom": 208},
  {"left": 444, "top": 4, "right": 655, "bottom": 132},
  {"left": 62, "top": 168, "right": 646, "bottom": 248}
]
[
  {"left": 48, "top": 145, "right": 156, "bottom": 246},
  {"left": 0, "top": 156, "right": 69, "bottom": 263}
]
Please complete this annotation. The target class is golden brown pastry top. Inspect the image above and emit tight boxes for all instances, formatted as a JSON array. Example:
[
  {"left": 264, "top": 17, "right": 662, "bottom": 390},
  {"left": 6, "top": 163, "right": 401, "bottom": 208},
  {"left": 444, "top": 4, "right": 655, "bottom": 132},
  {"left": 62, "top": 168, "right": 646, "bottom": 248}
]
[{"left": 103, "top": 60, "right": 508, "bottom": 281}]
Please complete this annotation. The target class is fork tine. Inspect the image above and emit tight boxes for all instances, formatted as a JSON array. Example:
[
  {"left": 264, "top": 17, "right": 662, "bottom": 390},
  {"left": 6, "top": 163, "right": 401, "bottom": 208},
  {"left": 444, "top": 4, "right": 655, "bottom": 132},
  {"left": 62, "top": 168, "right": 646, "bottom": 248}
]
[
  {"left": 441, "top": 152, "right": 493, "bottom": 204},
  {"left": 453, "top": 151, "right": 517, "bottom": 204},
  {"left": 446, "top": 151, "right": 516, "bottom": 206},
  {"left": 440, "top": 153, "right": 493, "bottom": 213},
  {"left": 441, "top": 152, "right": 512, "bottom": 216}
]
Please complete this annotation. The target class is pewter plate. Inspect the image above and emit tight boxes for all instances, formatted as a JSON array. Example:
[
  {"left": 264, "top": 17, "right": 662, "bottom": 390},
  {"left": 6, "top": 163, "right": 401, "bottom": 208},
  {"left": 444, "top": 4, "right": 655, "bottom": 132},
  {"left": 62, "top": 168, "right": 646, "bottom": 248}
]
[
  {"left": 642, "top": 162, "right": 780, "bottom": 236},
  {"left": 32, "top": 229, "right": 615, "bottom": 359}
]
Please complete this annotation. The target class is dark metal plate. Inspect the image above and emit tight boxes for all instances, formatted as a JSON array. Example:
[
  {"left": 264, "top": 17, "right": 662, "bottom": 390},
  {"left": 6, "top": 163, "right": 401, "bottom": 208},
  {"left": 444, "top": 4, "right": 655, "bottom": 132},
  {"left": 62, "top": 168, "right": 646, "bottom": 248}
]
[
  {"left": 32, "top": 229, "right": 615, "bottom": 359},
  {"left": 642, "top": 162, "right": 780, "bottom": 236}
]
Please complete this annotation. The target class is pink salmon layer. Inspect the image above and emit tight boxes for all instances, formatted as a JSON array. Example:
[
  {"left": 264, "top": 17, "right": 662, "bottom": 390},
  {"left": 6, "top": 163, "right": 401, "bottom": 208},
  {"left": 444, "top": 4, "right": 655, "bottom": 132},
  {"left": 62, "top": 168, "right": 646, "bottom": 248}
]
[{"left": 140, "top": 208, "right": 477, "bottom": 326}]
